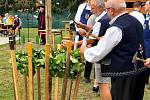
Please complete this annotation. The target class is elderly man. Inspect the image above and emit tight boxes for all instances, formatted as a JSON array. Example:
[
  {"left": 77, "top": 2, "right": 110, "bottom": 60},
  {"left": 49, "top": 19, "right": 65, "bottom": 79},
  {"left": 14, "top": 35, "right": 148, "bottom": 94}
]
[
  {"left": 80, "top": 0, "right": 147, "bottom": 100},
  {"left": 78, "top": 0, "right": 112, "bottom": 99}
]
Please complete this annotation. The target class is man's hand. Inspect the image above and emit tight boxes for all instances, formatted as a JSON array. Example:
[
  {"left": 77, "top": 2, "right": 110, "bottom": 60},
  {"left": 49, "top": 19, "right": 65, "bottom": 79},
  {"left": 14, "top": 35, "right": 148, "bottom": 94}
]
[
  {"left": 144, "top": 58, "right": 150, "bottom": 68},
  {"left": 74, "top": 21, "right": 83, "bottom": 28},
  {"left": 78, "top": 28, "right": 87, "bottom": 37},
  {"left": 80, "top": 45, "right": 88, "bottom": 55},
  {"left": 61, "top": 40, "right": 73, "bottom": 47},
  {"left": 75, "top": 21, "right": 91, "bottom": 31}
]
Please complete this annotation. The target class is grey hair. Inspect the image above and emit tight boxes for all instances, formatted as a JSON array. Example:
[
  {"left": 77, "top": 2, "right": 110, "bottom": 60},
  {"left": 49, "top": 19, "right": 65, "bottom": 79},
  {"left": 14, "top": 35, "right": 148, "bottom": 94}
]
[
  {"left": 95, "top": 0, "right": 105, "bottom": 7},
  {"left": 107, "top": 0, "right": 126, "bottom": 10}
]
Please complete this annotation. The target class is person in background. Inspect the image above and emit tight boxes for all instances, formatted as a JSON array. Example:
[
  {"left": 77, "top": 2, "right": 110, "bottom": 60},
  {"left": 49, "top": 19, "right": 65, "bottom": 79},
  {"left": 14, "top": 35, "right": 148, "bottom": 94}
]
[
  {"left": 74, "top": 0, "right": 92, "bottom": 83},
  {"left": 37, "top": 5, "right": 45, "bottom": 44},
  {"left": 12, "top": 15, "right": 22, "bottom": 34},
  {"left": 130, "top": 1, "right": 145, "bottom": 26},
  {"left": 0, "top": 15, "right": 3, "bottom": 23},
  {"left": 74, "top": 0, "right": 91, "bottom": 41},
  {"left": 3, "top": 13, "right": 9, "bottom": 24},
  {"left": 143, "top": 0, "right": 150, "bottom": 90},
  {"left": 8, "top": 15, "right": 14, "bottom": 25},
  {"left": 144, "top": 0, "right": 150, "bottom": 59},
  {"left": 80, "top": 0, "right": 147, "bottom": 99}
]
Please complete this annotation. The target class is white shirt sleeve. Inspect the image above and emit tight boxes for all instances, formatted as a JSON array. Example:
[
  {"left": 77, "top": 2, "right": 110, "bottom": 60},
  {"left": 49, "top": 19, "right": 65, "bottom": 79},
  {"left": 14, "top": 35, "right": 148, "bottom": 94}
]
[
  {"left": 74, "top": 3, "right": 86, "bottom": 31},
  {"left": 74, "top": 3, "right": 86, "bottom": 22},
  {"left": 84, "top": 26, "right": 122, "bottom": 63}
]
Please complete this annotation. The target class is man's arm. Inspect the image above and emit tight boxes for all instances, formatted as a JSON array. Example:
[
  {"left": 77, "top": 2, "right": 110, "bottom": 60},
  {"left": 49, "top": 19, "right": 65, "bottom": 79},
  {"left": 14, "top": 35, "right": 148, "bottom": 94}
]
[{"left": 80, "top": 26, "right": 122, "bottom": 63}]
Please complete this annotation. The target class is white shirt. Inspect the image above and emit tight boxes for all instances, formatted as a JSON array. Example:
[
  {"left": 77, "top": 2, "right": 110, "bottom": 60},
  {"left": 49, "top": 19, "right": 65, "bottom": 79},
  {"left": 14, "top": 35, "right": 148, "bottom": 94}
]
[
  {"left": 74, "top": 3, "right": 91, "bottom": 22},
  {"left": 87, "top": 14, "right": 97, "bottom": 26},
  {"left": 74, "top": 3, "right": 91, "bottom": 31},
  {"left": 130, "top": 10, "right": 145, "bottom": 26},
  {"left": 84, "top": 13, "right": 129, "bottom": 63},
  {"left": 91, "top": 11, "right": 107, "bottom": 37}
]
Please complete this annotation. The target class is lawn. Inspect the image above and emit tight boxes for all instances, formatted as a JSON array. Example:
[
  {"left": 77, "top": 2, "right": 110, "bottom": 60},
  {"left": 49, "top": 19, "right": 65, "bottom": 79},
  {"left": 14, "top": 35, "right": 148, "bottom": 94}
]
[{"left": 0, "top": 28, "right": 150, "bottom": 100}]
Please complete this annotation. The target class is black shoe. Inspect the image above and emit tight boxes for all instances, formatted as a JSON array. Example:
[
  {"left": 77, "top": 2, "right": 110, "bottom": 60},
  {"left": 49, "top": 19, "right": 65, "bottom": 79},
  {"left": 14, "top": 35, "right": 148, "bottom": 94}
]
[
  {"left": 93, "top": 86, "right": 99, "bottom": 93},
  {"left": 84, "top": 78, "right": 91, "bottom": 83}
]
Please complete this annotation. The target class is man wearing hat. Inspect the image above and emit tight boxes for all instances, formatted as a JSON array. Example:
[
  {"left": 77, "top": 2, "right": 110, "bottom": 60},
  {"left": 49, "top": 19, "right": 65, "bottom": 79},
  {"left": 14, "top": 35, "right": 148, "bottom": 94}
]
[
  {"left": 12, "top": 15, "right": 22, "bottom": 34},
  {"left": 37, "top": 4, "right": 45, "bottom": 44}
]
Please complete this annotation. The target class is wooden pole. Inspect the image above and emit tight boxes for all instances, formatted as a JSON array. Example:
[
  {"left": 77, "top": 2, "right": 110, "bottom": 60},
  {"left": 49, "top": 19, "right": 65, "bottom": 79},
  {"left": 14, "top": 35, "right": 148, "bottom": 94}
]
[
  {"left": 67, "top": 80, "right": 73, "bottom": 100},
  {"left": 61, "top": 41, "right": 72, "bottom": 100},
  {"left": 27, "top": 42, "right": 34, "bottom": 100},
  {"left": 54, "top": 44, "right": 61, "bottom": 100},
  {"left": 9, "top": 35, "right": 20, "bottom": 100},
  {"left": 54, "top": 77, "right": 59, "bottom": 100},
  {"left": 45, "top": 0, "right": 52, "bottom": 44},
  {"left": 45, "top": 1, "right": 52, "bottom": 99},
  {"left": 67, "top": 37, "right": 79, "bottom": 100},
  {"left": 24, "top": 75, "right": 28, "bottom": 100},
  {"left": 45, "top": 44, "right": 50, "bottom": 100},
  {"left": 37, "top": 67, "right": 41, "bottom": 100},
  {"left": 72, "top": 74, "right": 81, "bottom": 100}
]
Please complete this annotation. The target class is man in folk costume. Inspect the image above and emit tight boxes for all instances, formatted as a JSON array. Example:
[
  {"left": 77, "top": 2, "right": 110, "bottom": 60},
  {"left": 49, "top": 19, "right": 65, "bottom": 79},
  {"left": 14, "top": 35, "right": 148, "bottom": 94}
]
[
  {"left": 37, "top": 4, "right": 45, "bottom": 44},
  {"left": 80, "top": 0, "right": 148, "bottom": 99}
]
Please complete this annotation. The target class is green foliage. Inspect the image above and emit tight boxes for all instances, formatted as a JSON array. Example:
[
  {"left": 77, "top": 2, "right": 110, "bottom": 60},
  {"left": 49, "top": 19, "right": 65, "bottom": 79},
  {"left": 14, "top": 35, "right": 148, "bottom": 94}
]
[
  {"left": 15, "top": 48, "right": 83, "bottom": 79},
  {"left": 52, "top": 0, "right": 78, "bottom": 13},
  {"left": 16, "top": 50, "right": 29, "bottom": 76},
  {"left": 69, "top": 48, "right": 84, "bottom": 79}
]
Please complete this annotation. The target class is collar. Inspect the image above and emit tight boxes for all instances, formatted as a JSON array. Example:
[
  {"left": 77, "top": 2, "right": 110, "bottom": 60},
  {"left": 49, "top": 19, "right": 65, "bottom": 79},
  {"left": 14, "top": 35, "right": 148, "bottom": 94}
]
[
  {"left": 95, "top": 11, "right": 107, "bottom": 22},
  {"left": 132, "top": 10, "right": 140, "bottom": 12},
  {"left": 85, "top": 3, "right": 91, "bottom": 10},
  {"left": 109, "top": 12, "right": 128, "bottom": 25}
]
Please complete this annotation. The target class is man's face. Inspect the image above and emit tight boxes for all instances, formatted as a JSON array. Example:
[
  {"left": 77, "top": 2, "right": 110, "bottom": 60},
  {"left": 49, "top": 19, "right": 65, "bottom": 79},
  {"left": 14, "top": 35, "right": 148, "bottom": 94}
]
[
  {"left": 144, "top": 1, "right": 150, "bottom": 12},
  {"left": 90, "top": 1, "right": 97, "bottom": 14},
  {"left": 40, "top": 7, "right": 44, "bottom": 12},
  {"left": 87, "top": 0, "right": 91, "bottom": 6},
  {"left": 105, "top": 1, "right": 114, "bottom": 19}
]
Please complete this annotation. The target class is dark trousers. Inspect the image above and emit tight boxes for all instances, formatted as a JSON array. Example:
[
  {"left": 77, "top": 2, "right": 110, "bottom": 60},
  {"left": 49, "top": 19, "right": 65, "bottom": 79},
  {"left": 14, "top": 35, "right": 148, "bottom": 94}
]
[
  {"left": 111, "top": 74, "right": 146, "bottom": 100},
  {"left": 84, "top": 61, "right": 92, "bottom": 79}
]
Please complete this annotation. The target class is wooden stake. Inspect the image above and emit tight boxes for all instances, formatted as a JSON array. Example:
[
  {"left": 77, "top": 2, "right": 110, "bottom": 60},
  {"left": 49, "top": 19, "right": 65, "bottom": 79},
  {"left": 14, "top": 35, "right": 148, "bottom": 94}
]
[
  {"left": 24, "top": 75, "right": 28, "bottom": 100},
  {"left": 54, "top": 44, "right": 61, "bottom": 100},
  {"left": 61, "top": 41, "right": 72, "bottom": 100},
  {"left": 72, "top": 74, "right": 81, "bottom": 100},
  {"left": 37, "top": 67, "right": 41, "bottom": 100},
  {"left": 67, "top": 80, "right": 73, "bottom": 100},
  {"left": 45, "top": 0, "right": 52, "bottom": 44},
  {"left": 11, "top": 50, "right": 20, "bottom": 100},
  {"left": 72, "top": 37, "right": 85, "bottom": 99},
  {"left": 9, "top": 35, "right": 20, "bottom": 100},
  {"left": 45, "top": 44, "right": 50, "bottom": 100},
  {"left": 54, "top": 77, "right": 59, "bottom": 100},
  {"left": 27, "top": 42, "right": 34, "bottom": 100}
]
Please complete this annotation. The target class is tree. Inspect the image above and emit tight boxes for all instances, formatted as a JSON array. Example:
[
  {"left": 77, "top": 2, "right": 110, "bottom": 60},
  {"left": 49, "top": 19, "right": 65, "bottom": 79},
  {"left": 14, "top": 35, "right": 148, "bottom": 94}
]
[
  {"left": 52, "top": 0, "right": 78, "bottom": 13},
  {"left": 0, "top": 0, "right": 15, "bottom": 13}
]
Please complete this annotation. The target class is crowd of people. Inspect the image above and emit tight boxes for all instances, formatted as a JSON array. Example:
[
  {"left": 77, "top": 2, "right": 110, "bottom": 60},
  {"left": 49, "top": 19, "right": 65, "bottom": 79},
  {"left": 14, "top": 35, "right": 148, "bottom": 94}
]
[
  {"left": 0, "top": 13, "right": 22, "bottom": 35},
  {"left": 62, "top": 0, "right": 150, "bottom": 100}
]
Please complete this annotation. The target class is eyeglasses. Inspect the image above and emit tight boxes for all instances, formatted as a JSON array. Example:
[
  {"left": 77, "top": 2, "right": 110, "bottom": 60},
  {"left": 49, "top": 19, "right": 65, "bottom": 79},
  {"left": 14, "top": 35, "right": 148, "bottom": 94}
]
[{"left": 106, "top": 7, "right": 111, "bottom": 10}]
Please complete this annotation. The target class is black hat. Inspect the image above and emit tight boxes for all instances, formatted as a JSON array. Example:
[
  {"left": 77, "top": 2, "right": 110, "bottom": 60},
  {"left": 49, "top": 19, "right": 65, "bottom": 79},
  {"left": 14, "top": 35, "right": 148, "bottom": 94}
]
[{"left": 36, "top": 1, "right": 45, "bottom": 8}]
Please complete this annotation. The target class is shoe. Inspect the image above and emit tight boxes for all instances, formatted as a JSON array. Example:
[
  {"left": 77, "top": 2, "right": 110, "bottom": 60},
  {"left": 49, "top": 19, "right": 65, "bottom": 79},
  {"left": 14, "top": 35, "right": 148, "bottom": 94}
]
[
  {"left": 40, "top": 42, "right": 45, "bottom": 45},
  {"left": 84, "top": 78, "right": 91, "bottom": 83},
  {"left": 93, "top": 86, "right": 99, "bottom": 93}
]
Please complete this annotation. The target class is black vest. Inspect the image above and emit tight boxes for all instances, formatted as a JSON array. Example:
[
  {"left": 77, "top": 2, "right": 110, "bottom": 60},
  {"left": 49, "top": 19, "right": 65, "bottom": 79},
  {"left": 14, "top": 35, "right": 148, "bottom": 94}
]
[
  {"left": 101, "top": 13, "right": 147, "bottom": 77},
  {"left": 92, "top": 13, "right": 110, "bottom": 46}
]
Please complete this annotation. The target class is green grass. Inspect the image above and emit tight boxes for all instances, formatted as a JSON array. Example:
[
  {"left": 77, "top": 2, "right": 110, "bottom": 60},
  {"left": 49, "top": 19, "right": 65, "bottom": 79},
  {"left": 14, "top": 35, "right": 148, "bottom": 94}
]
[{"left": 0, "top": 28, "right": 150, "bottom": 100}]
